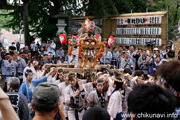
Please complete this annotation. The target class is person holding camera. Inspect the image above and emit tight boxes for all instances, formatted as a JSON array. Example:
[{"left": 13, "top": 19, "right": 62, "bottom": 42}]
[
  {"left": 65, "top": 73, "right": 87, "bottom": 120},
  {"left": 166, "top": 40, "right": 176, "bottom": 59},
  {"left": 121, "top": 52, "right": 134, "bottom": 72},
  {"left": 138, "top": 50, "right": 149, "bottom": 78},
  {"left": 146, "top": 53, "right": 161, "bottom": 76},
  {"left": 47, "top": 39, "right": 56, "bottom": 57},
  {"left": 160, "top": 44, "right": 167, "bottom": 58},
  {"left": 169, "top": 40, "right": 175, "bottom": 54},
  {"left": 133, "top": 48, "right": 142, "bottom": 70}
]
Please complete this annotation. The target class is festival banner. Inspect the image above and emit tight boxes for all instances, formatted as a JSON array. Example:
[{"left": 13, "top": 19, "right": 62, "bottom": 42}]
[
  {"left": 116, "top": 27, "right": 162, "bottom": 35},
  {"left": 116, "top": 16, "right": 162, "bottom": 25},
  {"left": 115, "top": 37, "right": 162, "bottom": 46}
]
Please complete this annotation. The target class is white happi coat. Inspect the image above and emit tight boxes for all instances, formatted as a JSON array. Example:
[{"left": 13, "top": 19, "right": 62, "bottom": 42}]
[
  {"left": 107, "top": 77, "right": 114, "bottom": 96},
  {"left": 65, "top": 85, "right": 87, "bottom": 120},
  {"left": 84, "top": 82, "right": 96, "bottom": 95},
  {"left": 58, "top": 82, "right": 68, "bottom": 117},
  {"left": 130, "top": 76, "right": 138, "bottom": 89},
  {"left": 122, "top": 86, "right": 132, "bottom": 110},
  {"left": 87, "top": 90, "right": 109, "bottom": 109},
  {"left": 107, "top": 90, "right": 122, "bottom": 119},
  {"left": 47, "top": 75, "right": 60, "bottom": 85}
]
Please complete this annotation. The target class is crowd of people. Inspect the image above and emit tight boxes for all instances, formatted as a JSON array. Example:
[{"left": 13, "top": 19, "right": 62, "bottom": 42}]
[{"left": 0, "top": 39, "right": 180, "bottom": 120}]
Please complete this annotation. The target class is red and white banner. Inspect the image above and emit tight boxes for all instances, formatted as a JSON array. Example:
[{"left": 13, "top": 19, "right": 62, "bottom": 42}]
[
  {"left": 115, "top": 37, "right": 161, "bottom": 46},
  {"left": 116, "top": 27, "right": 161, "bottom": 35},
  {"left": 117, "top": 16, "right": 162, "bottom": 25}
]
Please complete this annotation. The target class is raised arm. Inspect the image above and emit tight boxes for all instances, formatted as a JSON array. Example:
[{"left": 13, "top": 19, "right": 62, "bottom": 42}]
[
  {"left": 146, "top": 54, "right": 153, "bottom": 64},
  {"left": 0, "top": 88, "right": 20, "bottom": 120}
]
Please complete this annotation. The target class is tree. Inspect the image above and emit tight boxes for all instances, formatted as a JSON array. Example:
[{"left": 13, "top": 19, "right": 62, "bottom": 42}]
[
  {"left": 1, "top": 0, "right": 87, "bottom": 44},
  {"left": 86, "top": 0, "right": 151, "bottom": 17},
  {"left": 148, "top": 0, "right": 180, "bottom": 41},
  {"left": 1, "top": 0, "right": 178, "bottom": 44},
  {"left": 0, "top": 10, "right": 12, "bottom": 30}
]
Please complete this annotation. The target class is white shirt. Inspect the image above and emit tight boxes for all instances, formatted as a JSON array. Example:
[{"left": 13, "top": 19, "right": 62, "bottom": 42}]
[
  {"left": 107, "top": 78, "right": 114, "bottom": 96},
  {"left": 108, "top": 90, "right": 122, "bottom": 119},
  {"left": 47, "top": 75, "right": 59, "bottom": 85},
  {"left": 100, "top": 51, "right": 112, "bottom": 64},
  {"left": 146, "top": 50, "right": 150, "bottom": 56},
  {"left": 47, "top": 42, "right": 56, "bottom": 55},
  {"left": 171, "top": 44, "right": 175, "bottom": 50},
  {"left": 30, "top": 43, "right": 37, "bottom": 51}
]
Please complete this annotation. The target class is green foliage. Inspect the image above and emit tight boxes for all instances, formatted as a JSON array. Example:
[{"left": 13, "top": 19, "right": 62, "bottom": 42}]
[
  {"left": 86, "top": 0, "right": 151, "bottom": 17},
  {"left": 0, "top": 10, "right": 13, "bottom": 30},
  {"left": 1, "top": 0, "right": 180, "bottom": 41},
  {"left": 3, "top": 0, "right": 87, "bottom": 41},
  {"left": 148, "top": 0, "right": 180, "bottom": 40}
]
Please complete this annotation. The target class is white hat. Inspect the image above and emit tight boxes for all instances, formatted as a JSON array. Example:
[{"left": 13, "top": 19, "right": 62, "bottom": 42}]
[
  {"left": 169, "top": 40, "right": 173, "bottom": 43},
  {"left": 48, "top": 52, "right": 53, "bottom": 55},
  {"left": 154, "top": 48, "right": 159, "bottom": 51}
]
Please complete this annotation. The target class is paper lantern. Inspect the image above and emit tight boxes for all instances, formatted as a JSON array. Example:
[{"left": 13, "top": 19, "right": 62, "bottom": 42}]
[
  {"left": 59, "top": 34, "right": 67, "bottom": 45},
  {"left": 96, "top": 34, "right": 101, "bottom": 42},
  {"left": 107, "top": 36, "right": 116, "bottom": 47},
  {"left": 72, "top": 35, "right": 79, "bottom": 46},
  {"left": 87, "top": 21, "right": 95, "bottom": 32}
]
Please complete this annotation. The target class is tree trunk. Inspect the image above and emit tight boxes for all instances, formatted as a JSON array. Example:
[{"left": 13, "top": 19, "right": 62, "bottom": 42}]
[{"left": 23, "top": 2, "right": 30, "bottom": 46}]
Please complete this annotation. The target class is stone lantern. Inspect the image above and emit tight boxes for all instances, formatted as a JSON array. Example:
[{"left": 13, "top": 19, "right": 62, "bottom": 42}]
[{"left": 55, "top": 8, "right": 68, "bottom": 35}]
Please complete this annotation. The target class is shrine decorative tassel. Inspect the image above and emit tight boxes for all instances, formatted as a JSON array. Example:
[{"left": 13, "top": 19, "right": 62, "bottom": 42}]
[
  {"left": 88, "top": 50, "right": 90, "bottom": 56},
  {"left": 84, "top": 50, "right": 86, "bottom": 55},
  {"left": 94, "top": 50, "right": 96, "bottom": 55},
  {"left": 68, "top": 46, "right": 72, "bottom": 55},
  {"left": 91, "top": 50, "right": 94, "bottom": 58}
]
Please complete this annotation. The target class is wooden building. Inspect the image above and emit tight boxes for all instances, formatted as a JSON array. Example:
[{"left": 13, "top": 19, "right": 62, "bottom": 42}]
[{"left": 67, "top": 11, "right": 168, "bottom": 50}]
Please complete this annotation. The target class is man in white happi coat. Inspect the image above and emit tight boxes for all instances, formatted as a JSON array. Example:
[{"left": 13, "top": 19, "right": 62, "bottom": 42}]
[
  {"left": 84, "top": 73, "right": 98, "bottom": 95},
  {"left": 47, "top": 66, "right": 59, "bottom": 85},
  {"left": 58, "top": 73, "right": 69, "bottom": 120},
  {"left": 107, "top": 78, "right": 123, "bottom": 120},
  {"left": 100, "top": 48, "right": 112, "bottom": 64},
  {"left": 65, "top": 73, "right": 87, "bottom": 120},
  {"left": 87, "top": 79, "right": 108, "bottom": 109}
]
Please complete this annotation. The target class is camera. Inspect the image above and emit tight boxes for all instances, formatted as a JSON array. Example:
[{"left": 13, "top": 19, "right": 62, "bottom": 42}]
[{"left": 146, "top": 40, "right": 156, "bottom": 47}]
